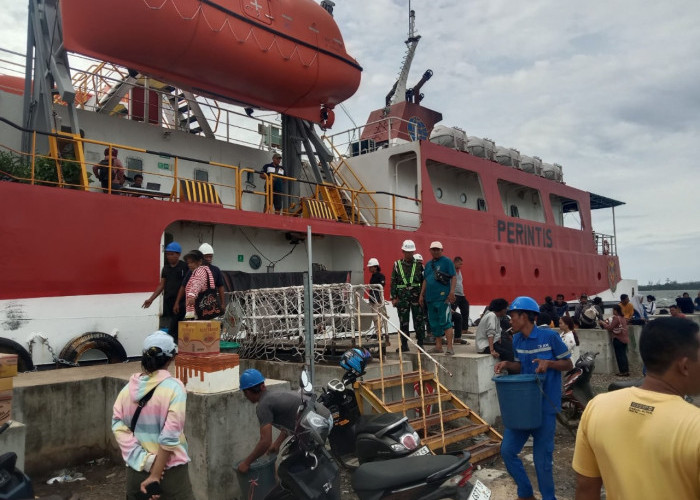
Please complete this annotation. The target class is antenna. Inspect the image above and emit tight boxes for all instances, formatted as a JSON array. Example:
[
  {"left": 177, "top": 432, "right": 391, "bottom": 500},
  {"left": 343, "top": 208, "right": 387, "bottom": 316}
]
[{"left": 389, "top": 6, "right": 421, "bottom": 107}]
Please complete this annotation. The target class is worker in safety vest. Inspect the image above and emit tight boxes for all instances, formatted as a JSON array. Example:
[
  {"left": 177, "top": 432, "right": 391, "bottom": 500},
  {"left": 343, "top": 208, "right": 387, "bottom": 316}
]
[{"left": 390, "top": 240, "right": 425, "bottom": 352}]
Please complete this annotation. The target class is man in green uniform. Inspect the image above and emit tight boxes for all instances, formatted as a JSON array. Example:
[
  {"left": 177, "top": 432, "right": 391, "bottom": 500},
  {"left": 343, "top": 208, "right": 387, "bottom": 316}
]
[{"left": 390, "top": 239, "right": 425, "bottom": 352}]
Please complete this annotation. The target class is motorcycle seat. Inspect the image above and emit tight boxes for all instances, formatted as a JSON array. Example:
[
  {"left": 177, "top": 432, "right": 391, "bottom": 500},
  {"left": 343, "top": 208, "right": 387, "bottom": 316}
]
[
  {"left": 607, "top": 378, "right": 644, "bottom": 392},
  {"left": 355, "top": 413, "right": 407, "bottom": 436},
  {"left": 351, "top": 454, "right": 461, "bottom": 491}
]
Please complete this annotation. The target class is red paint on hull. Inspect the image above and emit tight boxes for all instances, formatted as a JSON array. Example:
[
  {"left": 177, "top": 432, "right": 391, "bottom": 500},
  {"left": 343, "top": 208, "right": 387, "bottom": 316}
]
[{"left": 0, "top": 144, "right": 621, "bottom": 306}]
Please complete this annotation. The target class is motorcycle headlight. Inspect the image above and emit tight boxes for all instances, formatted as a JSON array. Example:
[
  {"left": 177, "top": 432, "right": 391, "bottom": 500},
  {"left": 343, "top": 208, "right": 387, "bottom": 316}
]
[{"left": 301, "top": 410, "right": 333, "bottom": 444}]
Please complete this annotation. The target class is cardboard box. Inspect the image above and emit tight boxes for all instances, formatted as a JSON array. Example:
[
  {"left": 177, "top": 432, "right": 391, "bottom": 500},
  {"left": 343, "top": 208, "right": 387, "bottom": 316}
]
[
  {"left": 175, "top": 353, "right": 240, "bottom": 393},
  {"left": 0, "top": 377, "right": 13, "bottom": 426},
  {"left": 0, "top": 354, "right": 17, "bottom": 378},
  {"left": 178, "top": 320, "right": 221, "bottom": 354}
]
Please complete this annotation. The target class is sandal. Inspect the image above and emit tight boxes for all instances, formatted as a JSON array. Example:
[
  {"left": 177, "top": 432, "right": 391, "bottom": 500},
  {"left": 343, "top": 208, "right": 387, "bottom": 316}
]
[
  {"left": 429, "top": 348, "right": 443, "bottom": 354},
  {"left": 445, "top": 350, "right": 454, "bottom": 355}
]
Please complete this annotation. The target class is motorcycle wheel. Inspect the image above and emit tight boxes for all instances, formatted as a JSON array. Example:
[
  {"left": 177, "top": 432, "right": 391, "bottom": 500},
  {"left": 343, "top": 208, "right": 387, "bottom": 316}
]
[{"left": 556, "top": 400, "right": 582, "bottom": 431}]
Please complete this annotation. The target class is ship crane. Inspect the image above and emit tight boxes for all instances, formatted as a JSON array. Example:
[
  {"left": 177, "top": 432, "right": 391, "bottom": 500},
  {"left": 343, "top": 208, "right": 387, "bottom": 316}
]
[{"left": 385, "top": 8, "right": 421, "bottom": 113}]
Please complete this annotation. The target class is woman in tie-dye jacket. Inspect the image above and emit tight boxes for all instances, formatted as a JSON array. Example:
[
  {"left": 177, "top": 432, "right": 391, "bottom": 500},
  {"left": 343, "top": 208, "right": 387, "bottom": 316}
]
[{"left": 112, "top": 332, "right": 193, "bottom": 499}]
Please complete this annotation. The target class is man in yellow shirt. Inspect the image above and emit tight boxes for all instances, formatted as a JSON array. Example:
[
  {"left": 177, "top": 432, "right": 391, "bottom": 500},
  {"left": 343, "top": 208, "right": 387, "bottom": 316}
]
[
  {"left": 618, "top": 294, "right": 634, "bottom": 319},
  {"left": 572, "top": 317, "right": 700, "bottom": 500}
]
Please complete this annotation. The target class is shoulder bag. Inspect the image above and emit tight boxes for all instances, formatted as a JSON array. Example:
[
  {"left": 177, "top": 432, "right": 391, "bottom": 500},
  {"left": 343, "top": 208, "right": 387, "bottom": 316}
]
[{"left": 194, "top": 267, "right": 222, "bottom": 320}]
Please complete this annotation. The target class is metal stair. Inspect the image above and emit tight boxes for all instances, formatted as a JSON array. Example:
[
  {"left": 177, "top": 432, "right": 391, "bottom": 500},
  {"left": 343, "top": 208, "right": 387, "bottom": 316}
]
[{"left": 355, "top": 369, "right": 503, "bottom": 464}]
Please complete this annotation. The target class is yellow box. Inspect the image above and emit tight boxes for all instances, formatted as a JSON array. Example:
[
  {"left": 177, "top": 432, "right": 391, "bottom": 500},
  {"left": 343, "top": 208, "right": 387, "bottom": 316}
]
[
  {"left": 0, "top": 354, "right": 18, "bottom": 378},
  {"left": 178, "top": 320, "right": 221, "bottom": 354},
  {"left": 0, "top": 378, "right": 13, "bottom": 425}
]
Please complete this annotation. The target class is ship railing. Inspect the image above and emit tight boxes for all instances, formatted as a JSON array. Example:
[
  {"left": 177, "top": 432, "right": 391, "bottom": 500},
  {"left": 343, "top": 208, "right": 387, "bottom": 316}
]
[
  {"left": 593, "top": 232, "right": 616, "bottom": 256},
  {"left": 324, "top": 115, "right": 422, "bottom": 159},
  {"left": 0, "top": 117, "right": 421, "bottom": 229}
]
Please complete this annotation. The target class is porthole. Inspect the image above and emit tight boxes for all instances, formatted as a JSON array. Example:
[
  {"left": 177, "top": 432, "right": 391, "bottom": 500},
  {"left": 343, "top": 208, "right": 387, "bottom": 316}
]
[
  {"left": 597, "top": 272, "right": 602, "bottom": 280},
  {"left": 460, "top": 193, "right": 467, "bottom": 204},
  {"left": 500, "top": 266, "right": 506, "bottom": 277},
  {"left": 436, "top": 187, "right": 443, "bottom": 199},
  {"left": 249, "top": 254, "right": 262, "bottom": 270},
  {"left": 534, "top": 268, "right": 540, "bottom": 278}
]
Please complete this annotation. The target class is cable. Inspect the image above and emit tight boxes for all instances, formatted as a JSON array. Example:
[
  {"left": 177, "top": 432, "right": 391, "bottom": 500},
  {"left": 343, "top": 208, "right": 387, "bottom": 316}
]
[{"left": 238, "top": 228, "right": 299, "bottom": 266}]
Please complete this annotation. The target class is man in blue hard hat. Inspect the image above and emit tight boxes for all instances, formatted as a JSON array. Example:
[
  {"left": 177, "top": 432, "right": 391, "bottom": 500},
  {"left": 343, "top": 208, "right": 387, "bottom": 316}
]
[
  {"left": 494, "top": 296, "right": 573, "bottom": 500},
  {"left": 237, "top": 369, "right": 330, "bottom": 476},
  {"left": 142, "top": 241, "right": 188, "bottom": 331}
]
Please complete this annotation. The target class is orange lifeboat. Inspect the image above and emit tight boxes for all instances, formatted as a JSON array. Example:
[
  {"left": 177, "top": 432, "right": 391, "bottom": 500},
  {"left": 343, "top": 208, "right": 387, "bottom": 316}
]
[{"left": 59, "top": 0, "right": 362, "bottom": 124}]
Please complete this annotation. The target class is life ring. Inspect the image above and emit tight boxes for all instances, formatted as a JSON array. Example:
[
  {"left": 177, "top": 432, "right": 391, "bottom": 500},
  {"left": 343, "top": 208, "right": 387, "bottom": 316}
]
[
  {"left": 602, "top": 241, "right": 610, "bottom": 255},
  {"left": 59, "top": 332, "right": 127, "bottom": 366},
  {"left": 0, "top": 337, "right": 35, "bottom": 372}
]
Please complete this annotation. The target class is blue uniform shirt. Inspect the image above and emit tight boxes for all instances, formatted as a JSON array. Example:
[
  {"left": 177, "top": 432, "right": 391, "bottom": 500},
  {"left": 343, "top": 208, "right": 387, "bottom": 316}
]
[
  {"left": 423, "top": 256, "right": 455, "bottom": 303},
  {"left": 512, "top": 326, "right": 571, "bottom": 414}
]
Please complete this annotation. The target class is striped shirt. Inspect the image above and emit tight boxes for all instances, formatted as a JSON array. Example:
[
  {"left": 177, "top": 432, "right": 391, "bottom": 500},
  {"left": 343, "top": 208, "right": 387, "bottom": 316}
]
[{"left": 112, "top": 369, "right": 190, "bottom": 471}]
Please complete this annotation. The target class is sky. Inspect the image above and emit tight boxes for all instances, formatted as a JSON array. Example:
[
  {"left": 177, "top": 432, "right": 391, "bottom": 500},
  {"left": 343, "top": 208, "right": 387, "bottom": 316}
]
[{"left": 1, "top": 0, "right": 699, "bottom": 286}]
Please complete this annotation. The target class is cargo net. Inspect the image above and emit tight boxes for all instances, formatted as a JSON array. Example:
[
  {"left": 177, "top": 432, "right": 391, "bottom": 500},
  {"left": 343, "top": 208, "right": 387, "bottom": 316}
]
[{"left": 221, "top": 283, "right": 388, "bottom": 363}]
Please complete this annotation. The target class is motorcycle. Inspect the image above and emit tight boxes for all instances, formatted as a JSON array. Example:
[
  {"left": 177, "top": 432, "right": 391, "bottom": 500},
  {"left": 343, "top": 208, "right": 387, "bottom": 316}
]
[
  {"left": 557, "top": 352, "right": 598, "bottom": 430},
  {"left": 265, "top": 369, "right": 341, "bottom": 500},
  {"left": 318, "top": 371, "right": 430, "bottom": 468},
  {"left": 0, "top": 422, "right": 34, "bottom": 500}
]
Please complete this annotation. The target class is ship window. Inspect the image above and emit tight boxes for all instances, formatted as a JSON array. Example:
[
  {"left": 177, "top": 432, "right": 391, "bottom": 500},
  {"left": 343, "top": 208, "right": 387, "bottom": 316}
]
[
  {"left": 126, "top": 157, "right": 143, "bottom": 173},
  {"left": 477, "top": 198, "right": 486, "bottom": 211},
  {"left": 194, "top": 169, "right": 209, "bottom": 182},
  {"left": 426, "top": 160, "right": 485, "bottom": 211},
  {"left": 498, "top": 179, "right": 545, "bottom": 222},
  {"left": 550, "top": 194, "right": 583, "bottom": 230}
]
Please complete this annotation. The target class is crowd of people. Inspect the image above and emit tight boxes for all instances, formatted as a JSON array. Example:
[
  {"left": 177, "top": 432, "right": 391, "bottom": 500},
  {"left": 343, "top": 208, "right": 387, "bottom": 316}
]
[{"left": 130, "top": 238, "right": 699, "bottom": 500}]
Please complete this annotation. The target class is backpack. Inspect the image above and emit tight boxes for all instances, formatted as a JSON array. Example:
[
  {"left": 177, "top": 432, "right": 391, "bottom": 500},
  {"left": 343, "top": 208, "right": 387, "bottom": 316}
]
[
  {"left": 97, "top": 159, "right": 111, "bottom": 183},
  {"left": 580, "top": 305, "right": 598, "bottom": 327}
]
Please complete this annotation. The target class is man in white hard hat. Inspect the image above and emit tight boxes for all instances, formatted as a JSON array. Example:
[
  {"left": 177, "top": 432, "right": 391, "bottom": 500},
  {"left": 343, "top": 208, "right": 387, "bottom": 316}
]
[
  {"left": 390, "top": 240, "right": 425, "bottom": 352},
  {"left": 419, "top": 241, "right": 456, "bottom": 354},
  {"left": 367, "top": 258, "right": 389, "bottom": 345}
]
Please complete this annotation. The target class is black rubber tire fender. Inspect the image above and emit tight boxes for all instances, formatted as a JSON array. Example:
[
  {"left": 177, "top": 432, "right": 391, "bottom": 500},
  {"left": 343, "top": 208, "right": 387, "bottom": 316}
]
[
  {"left": 59, "top": 332, "right": 127, "bottom": 365},
  {"left": 0, "top": 337, "right": 35, "bottom": 372}
]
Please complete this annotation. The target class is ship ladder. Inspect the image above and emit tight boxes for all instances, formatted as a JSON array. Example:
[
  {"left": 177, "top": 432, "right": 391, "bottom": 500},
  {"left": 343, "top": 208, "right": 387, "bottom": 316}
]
[
  {"left": 352, "top": 301, "right": 502, "bottom": 463},
  {"left": 322, "top": 136, "right": 378, "bottom": 225},
  {"left": 355, "top": 369, "right": 502, "bottom": 463}
]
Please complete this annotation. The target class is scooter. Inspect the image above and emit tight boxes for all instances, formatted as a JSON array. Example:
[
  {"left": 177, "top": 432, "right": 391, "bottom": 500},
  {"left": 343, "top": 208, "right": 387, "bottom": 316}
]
[
  {"left": 318, "top": 371, "right": 430, "bottom": 468},
  {"left": 0, "top": 422, "right": 34, "bottom": 500},
  {"left": 265, "top": 369, "right": 341, "bottom": 500},
  {"left": 557, "top": 352, "right": 598, "bottom": 430},
  {"left": 273, "top": 368, "right": 490, "bottom": 500}
]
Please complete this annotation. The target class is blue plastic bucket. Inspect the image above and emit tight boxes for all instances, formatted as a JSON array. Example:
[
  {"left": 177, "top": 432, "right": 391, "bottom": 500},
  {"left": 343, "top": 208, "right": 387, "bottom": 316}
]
[
  {"left": 493, "top": 374, "right": 543, "bottom": 429},
  {"left": 235, "top": 454, "right": 277, "bottom": 500}
]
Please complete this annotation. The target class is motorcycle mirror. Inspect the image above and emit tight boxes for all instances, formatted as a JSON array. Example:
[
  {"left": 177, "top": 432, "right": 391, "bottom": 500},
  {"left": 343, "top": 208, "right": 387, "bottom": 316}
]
[{"left": 300, "top": 368, "right": 313, "bottom": 394}]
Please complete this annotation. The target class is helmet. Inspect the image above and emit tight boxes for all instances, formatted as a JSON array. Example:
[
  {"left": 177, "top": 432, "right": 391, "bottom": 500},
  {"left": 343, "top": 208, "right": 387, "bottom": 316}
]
[
  {"left": 164, "top": 242, "right": 182, "bottom": 253},
  {"left": 198, "top": 243, "right": 214, "bottom": 255},
  {"left": 339, "top": 348, "right": 370, "bottom": 376},
  {"left": 413, "top": 253, "right": 423, "bottom": 262},
  {"left": 367, "top": 258, "right": 379, "bottom": 267},
  {"left": 401, "top": 239, "right": 416, "bottom": 252},
  {"left": 239, "top": 368, "right": 265, "bottom": 390},
  {"left": 508, "top": 296, "right": 540, "bottom": 314}
]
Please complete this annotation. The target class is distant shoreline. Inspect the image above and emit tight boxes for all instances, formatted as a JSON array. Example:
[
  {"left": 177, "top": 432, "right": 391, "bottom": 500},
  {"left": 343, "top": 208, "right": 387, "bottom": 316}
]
[{"left": 639, "top": 282, "right": 700, "bottom": 291}]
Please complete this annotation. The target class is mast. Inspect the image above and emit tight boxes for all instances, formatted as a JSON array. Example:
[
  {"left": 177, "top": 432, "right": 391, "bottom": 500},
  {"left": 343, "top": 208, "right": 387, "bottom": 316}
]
[{"left": 386, "top": 7, "right": 421, "bottom": 108}]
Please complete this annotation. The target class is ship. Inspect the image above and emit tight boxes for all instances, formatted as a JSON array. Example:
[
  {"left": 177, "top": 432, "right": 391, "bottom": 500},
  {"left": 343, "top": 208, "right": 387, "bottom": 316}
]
[{"left": 0, "top": 1, "right": 629, "bottom": 369}]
